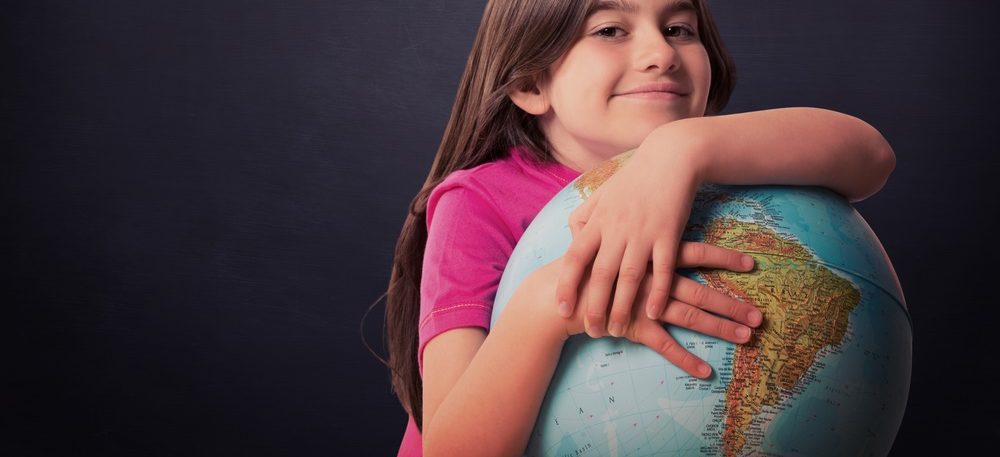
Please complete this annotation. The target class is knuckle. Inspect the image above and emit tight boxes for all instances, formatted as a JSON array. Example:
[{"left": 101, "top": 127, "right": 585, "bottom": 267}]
[
  {"left": 563, "top": 249, "right": 585, "bottom": 266},
  {"left": 728, "top": 302, "right": 746, "bottom": 321},
  {"left": 590, "top": 265, "right": 616, "bottom": 281},
  {"left": 682, "top": 307, "right": 700, "bottom": 328},
  {"left": 691, "top": 284, "right": 710, "bottom": 305},
  {"left": 679, "top": 351, "right": 697, "bottom": 371},
  {"left": 689, "top": 242, "right": 707, "bottom": 262},
  {"left": 716, "top": 319, "right": 728, "bottom": 337},
  {"left": 657, "top": 338, "right": 679, "bottom": 357},
  {"left": 618, "top": 265, "right": 643, "bottom": 283},
  {"left": 586, "top": 306, "right": 606, "bottom": 323}
]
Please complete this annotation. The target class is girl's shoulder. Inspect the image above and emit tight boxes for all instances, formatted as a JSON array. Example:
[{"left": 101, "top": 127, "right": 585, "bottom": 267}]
[
  {"left": 433, "top": 146, "right": 577, "bottom": 199},
  {"left": 434, "top": 149, "right": 522, "bottom": 193},
  {"left": 428, "top": 146, "right": 579, "bottom": 234},
  {"left": 426, "top": 151, "right": 522, "bottom": 231}
]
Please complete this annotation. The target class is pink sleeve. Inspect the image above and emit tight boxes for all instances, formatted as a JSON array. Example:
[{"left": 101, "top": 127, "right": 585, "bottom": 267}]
[{"left": 418, "top": 180, "right": 516, "bottom": 370}]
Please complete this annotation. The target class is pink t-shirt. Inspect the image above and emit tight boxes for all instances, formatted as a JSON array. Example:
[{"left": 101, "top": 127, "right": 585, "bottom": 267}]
[{"left": 397, "top": 146, "right": 580, "bottom": 456}]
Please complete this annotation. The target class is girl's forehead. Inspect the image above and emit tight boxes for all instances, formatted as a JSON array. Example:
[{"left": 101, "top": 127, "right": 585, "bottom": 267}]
[{"left": 589, "top": 0, "right": 697, "bottom": 15}]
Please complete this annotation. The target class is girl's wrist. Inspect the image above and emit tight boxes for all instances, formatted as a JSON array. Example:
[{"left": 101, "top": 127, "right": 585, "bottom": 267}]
[{"left": 638, "top": 119, "right": 713, "bottom": 185}]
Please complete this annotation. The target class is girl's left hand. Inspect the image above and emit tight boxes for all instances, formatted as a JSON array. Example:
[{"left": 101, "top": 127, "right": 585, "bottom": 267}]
[{"left": 555, "top": 129, "right": 724, "bottom": 337}]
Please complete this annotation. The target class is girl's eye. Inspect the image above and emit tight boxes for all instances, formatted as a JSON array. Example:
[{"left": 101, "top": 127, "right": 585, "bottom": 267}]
[
  {"left": 594, "top": 26, "right": 625, "bottom": 38},
  {"left": 664, "top": 25, "right": 696, "bottom": 39}
]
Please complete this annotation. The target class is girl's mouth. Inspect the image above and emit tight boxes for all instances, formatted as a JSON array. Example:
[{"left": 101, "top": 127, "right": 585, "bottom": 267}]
[
  {"left": 615, "top": 82, "right": 689, "bottom": 101},
  {"left": 616, "top": 91, "right": 686, "bottom": 101}
]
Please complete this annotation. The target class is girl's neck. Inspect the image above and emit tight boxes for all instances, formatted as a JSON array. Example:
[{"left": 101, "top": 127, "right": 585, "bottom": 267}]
[
  {"left": 541, "top": 119, "right": 635, "bottom": 173},
  {"left": 546, "top": 140, "right": 625, "bottom": 174}
]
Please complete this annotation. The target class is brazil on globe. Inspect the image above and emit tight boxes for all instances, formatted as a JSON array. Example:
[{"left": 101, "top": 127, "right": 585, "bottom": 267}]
[{"left": 490, "top": 154, "right": 912, "bottom": 457}]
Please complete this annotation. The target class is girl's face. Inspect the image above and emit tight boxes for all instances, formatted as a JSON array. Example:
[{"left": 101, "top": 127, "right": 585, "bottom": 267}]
[{"left": 537, "top": 0, "right": 711, "bottom": 171}]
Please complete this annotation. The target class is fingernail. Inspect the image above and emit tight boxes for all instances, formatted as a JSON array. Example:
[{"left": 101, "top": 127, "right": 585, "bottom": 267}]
[
  {"left": 646, "top": 306, "right": 659, "bottom": 320},
  {"left": 699, "top": 363, "right": 712, "bottom": 377},
  {"left": 736, "top": 326, "right": 751, "bottom": 339},
  {"left": 558, "top": 301, "right": 571, "bottom": 317},
  {"left": 742, "top": 255, "right": 754, "bottom": 270},
  {"left": 609, "top": 322, "right": 623, "bottom": 337},
  {"left": 747, "top": 309, "right": 762, "bottom": 326}
]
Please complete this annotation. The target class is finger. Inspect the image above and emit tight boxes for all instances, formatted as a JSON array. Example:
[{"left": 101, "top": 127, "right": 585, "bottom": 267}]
[
  {"left": 583, "top": 237, "right": 626, "bottom": 338},
  {"left": 676, "top": 241, "right": 755, "bottom": 272},
  {"left": 661, "top": 299, "right": 754, "bottom": 344},
  {"left": 555, "top": 226, "right": 601, "bottom": 318},
  {"left": 568, "top": 189, "right": 600, "bottom": 240},
  {"left": 630, "top": 319, "right": 712, "bottom": 378},
  {"left": 670, "top": 275, "right": 763, "bottom": 327},
  {"left": 606, "top": 242, "right": 648, "bottom": 337},
  {"left": 645, "top": 241, "right": 674, "bottom": 321}
]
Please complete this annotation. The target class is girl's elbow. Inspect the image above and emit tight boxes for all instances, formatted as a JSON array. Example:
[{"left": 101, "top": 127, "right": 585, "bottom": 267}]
[
  {"left": 849, "top": 139, "right": 895, "bottom": 203},
  {"left": 854, "top": 115, "right": 895, "bottom": 177},
  {"left": 872, "top": 137, "right": 896, "bottom": 187},
  {"left": 858, "top": 118, "right": 896, "bottom": 199},
  {"left": 879, "top": 141, "right": 896, "bottom": 178}
]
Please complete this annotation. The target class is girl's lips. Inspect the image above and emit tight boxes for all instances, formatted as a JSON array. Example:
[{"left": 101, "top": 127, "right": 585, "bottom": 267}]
[
  {"left": 616, "top": 91, "right": 685, "bottom": 100},
  {"left": 614, "top": 82, "right": 689, "bottom": 100}
]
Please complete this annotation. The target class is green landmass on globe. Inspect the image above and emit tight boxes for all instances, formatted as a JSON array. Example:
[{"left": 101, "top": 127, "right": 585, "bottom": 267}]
[{"left": 491, "top": 155, "right": 912, "bottom": 457}]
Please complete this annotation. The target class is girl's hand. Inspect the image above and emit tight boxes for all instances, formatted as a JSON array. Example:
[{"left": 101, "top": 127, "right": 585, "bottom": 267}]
[
  {"left": 556, "top": 129, "right": 714, "bottom": 337},
  {"left": 532, "top": 254, "right": 762, "bottom": 379},
  {"left": 621, "top": 263, "right": 759, "bottom": 378}
]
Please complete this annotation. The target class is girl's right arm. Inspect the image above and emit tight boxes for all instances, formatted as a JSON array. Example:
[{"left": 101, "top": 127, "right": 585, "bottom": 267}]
[
  {"left": 422, "top": 246, "right": 760, "bottom": 456},
  {"left": 421, "top": 262, "right": 566, "bottom": 456}
]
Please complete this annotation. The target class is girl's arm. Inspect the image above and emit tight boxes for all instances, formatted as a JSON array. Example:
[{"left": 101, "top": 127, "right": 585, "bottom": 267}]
[
  {"left": 423, "top": 247, "right": 759, "bottom": 456},
  {"left": 555, "top": 107, "right": 895, "bottom": 342},
  {"left": 672, "top": 107, "right": 895, "bottom": 202},
  {"left": 421, "top": 266, "right": 565, "bottom": 456}
]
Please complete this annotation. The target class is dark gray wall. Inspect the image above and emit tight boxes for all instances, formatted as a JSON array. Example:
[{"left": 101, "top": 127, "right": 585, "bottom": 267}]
[{"left": 6, "top": 0, "right": 998, "bottom": 455}]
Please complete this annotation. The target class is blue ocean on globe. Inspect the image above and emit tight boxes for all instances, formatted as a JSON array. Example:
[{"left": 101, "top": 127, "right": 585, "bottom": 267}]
[{"left": 490, "top": 173, "right": 912, "bottom": 457}]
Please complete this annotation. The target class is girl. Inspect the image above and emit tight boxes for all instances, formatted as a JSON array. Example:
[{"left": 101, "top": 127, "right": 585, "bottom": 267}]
[{"left": 385, "top": 0, "right": 895, "bottom": 455}]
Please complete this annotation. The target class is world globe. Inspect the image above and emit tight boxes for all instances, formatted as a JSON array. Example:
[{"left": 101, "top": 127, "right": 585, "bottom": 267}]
[{"left": 490, "top": 155, "right": 912, "bottom": 457}]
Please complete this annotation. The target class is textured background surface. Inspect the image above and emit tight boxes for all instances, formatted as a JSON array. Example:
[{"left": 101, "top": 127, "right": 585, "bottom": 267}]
[{"left": 6, "top": 0, "right": 999, "bottom": 455}]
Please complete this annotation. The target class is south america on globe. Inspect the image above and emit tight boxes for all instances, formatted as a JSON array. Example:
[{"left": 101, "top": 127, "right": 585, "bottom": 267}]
[{"left": 490, "top": 153, "right": 912, "bottom": 457}]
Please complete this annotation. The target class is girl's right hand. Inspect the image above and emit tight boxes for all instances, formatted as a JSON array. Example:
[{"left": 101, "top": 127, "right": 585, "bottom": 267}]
[{"left": 531, "top": 242, "right": 763, "bottom": 378}]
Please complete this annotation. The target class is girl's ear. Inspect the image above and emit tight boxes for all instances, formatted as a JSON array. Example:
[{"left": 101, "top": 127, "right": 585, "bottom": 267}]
[{"left": 507, "top": 78, "right": 550, "bottom": 116}]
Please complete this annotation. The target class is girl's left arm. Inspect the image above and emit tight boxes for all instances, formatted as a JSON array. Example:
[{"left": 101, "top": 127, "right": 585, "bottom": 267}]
[
  {"left": 556, "top": 107, "right": 895, "bottom": 336},
  {"left": 674, "top": 107, "right": 895, "bottom": 202}
]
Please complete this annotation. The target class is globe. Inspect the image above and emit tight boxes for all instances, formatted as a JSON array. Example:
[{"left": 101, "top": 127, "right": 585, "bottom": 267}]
[{"left": 490, "top": 155, "right": 912, "bottom": 457}]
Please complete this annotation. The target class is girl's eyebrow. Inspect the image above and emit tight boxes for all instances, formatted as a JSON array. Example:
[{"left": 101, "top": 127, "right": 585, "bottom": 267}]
[{"left": 589, "top": 0, "right": 696, "bottom": 16}]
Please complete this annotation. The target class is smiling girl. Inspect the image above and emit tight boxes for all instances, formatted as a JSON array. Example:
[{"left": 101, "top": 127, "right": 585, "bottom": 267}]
[{"left": 385, "top": 1, "right": 895, "bottom": 455}]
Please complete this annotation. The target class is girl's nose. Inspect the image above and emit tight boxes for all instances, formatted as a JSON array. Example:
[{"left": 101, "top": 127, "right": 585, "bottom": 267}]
[{"left": 633, "top": 29, "right": 680, "bottom": 74}]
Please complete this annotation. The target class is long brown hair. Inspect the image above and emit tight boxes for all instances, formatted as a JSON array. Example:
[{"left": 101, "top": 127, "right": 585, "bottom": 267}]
[{"left": 383, "top": 0, "right": 736, "bottom": 430}]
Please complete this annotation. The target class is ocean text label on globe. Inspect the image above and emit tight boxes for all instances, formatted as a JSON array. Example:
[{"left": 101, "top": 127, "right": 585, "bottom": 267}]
[{"left": 490, "top": 156, "right": 912, "bottom": 457}]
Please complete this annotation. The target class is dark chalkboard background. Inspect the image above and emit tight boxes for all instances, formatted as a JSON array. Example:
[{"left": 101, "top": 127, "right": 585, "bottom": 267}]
[{"left": 6, "top": 0, "right": 999, "bottom": 455}]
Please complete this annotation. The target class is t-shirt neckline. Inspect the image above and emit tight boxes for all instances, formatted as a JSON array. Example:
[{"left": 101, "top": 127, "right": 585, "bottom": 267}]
[{"left": 511, "top": 146, "right": 581, "bottom": 186}]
